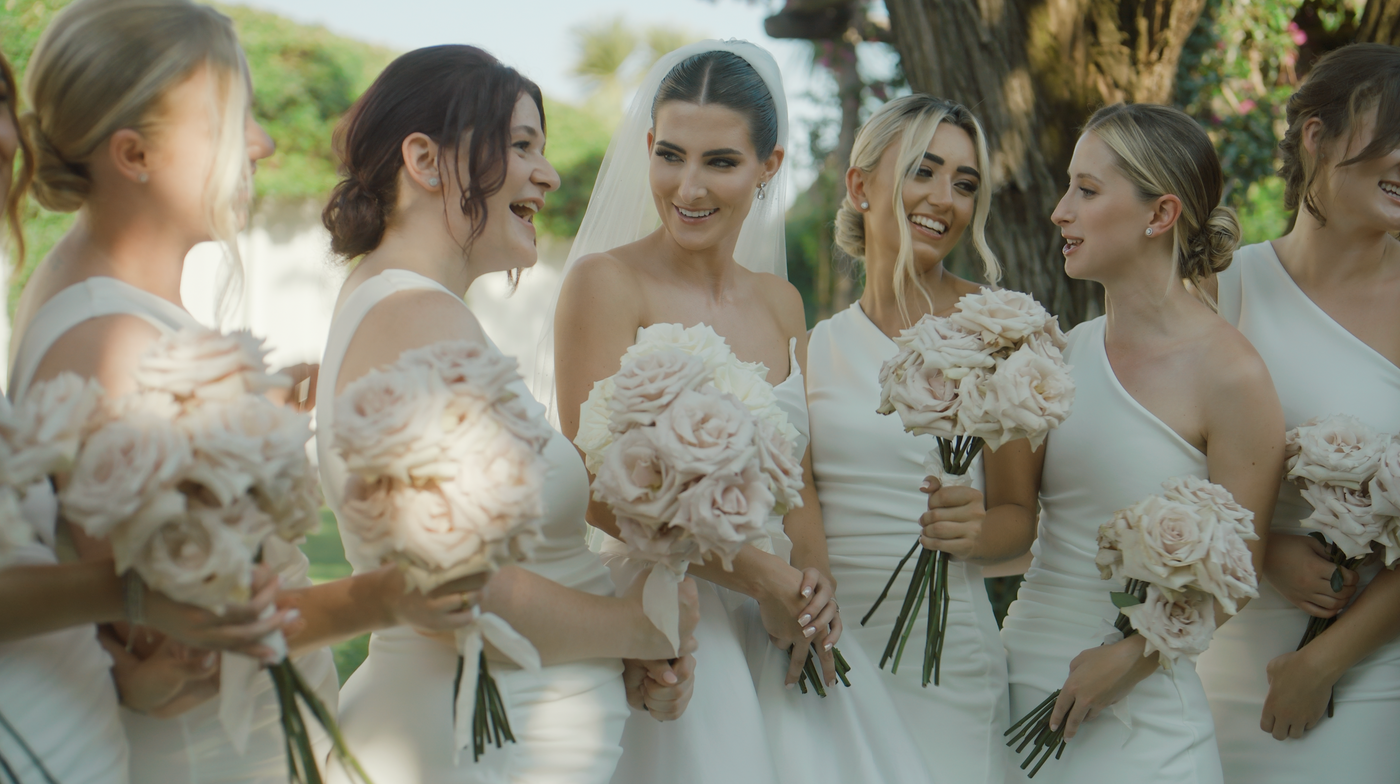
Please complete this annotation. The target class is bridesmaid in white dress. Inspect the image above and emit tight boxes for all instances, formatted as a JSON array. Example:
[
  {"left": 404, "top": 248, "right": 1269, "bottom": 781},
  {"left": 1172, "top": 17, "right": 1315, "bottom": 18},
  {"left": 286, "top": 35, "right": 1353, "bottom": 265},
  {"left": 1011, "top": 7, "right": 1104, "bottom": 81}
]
[
  {"left": 807, "top": 94, "right": 1040, "bottom": 784},
  {"left": 553, "top": 41, "right": 928, "bottom": 784},
  {"left": 2, "top": 3, "right": 333, "bottom": 781},
  {"left": 314, "top": 45, "right": 698, "bottom": 784},
  {"left": 998, "top": 104, "right": 1285, "bottom": 783},
  {"left": 1196, "top": 44, "right": 1400, "bottom": 780}
]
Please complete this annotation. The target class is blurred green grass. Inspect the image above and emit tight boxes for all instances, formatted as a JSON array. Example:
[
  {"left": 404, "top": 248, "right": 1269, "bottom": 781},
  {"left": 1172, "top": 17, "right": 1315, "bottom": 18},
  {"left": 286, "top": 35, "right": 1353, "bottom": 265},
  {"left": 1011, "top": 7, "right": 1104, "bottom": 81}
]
[{"left": 304, "top": 508, "right": 369, "bottom": 684}]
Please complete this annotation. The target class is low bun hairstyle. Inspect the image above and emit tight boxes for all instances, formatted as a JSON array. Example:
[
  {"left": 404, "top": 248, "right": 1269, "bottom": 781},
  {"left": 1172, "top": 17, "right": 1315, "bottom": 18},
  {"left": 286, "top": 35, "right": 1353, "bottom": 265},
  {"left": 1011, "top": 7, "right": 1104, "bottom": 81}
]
[
  {"left": 1277, "top": 43, "right": 1400, "bottom": 226},
  {"left": 22, "top": 0, "right": 249, "bottom": 216},
  {"left": 323, "top": 45, "right": 544, "bottom": 260},
  {"left": 835, "top": 94, "right": 999, "bottom": 325},
  {"left": 1082, "top": 103, "right": 1241, "bottom": 292},
  {"left": 652, "top": 50, "right": 777, "bottom": 161}
]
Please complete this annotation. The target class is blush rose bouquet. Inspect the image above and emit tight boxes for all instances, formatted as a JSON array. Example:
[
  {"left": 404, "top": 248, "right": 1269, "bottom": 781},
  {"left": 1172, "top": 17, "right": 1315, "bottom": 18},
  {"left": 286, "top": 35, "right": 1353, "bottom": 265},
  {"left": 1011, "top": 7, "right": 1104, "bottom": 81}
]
[
  {"left": 333, "top": 339, "right": 548, "bottom": 762},
  {"left": 575, "top": 323, "right": 847, "bottom": 690},
  {"left": 869, "top": 289, "right": 1074, "bottom": 688},
  {"left": 58, "top": 327, "right": 362, "bottom": 784},
  {"left": 1007, "top": 476, "right": 1258, "bottom": 777}
]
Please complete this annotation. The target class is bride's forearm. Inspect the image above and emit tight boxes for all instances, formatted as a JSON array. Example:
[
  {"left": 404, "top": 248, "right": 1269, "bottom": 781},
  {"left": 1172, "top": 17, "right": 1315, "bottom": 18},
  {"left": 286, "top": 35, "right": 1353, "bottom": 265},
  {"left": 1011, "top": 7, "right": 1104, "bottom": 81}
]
[
  {"left": 280, "top": 569, "right": 397, "bottom": 656},
  {"left": 480, "top": 565, "right": 672, "bottom": 664},
  {"left": 0, "top": 561, "right": 124, "bottom": 642}
]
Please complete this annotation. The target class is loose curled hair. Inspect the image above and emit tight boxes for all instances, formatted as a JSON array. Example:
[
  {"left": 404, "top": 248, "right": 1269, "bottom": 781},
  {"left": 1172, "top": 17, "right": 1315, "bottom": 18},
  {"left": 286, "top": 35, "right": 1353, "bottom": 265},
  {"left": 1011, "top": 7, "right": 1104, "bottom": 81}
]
[
  {"left": 323, "top": 45, "right": 544, "bottom": 260},
  {"left": 652, "top": 50, "right": 778, "bottom": 160},
  {"left": 1278, "top": 43, "right": 1400, "bottom": 226},
  {"left": 1083, "top": 103, "right": 1240, "bottom": 295},
  {"left": 1, "top": 51, "right": 32, "bottom": 265},
  {"left": 834, "top": 94, "right": 1000, "bottom": 326}
]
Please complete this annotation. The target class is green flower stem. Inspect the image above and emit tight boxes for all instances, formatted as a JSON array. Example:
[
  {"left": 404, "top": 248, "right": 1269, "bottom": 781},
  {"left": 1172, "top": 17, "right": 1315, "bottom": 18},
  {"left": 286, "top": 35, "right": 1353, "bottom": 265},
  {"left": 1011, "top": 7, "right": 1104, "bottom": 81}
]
[
  {"left": 861, "top": 540, "right": 920, "bottom": 626},
  {"left": 891, "top": 557, "right": 932, "bottom": 673},
  {"left": 457, "top": 652, "right": 517, "bottom": 762}
]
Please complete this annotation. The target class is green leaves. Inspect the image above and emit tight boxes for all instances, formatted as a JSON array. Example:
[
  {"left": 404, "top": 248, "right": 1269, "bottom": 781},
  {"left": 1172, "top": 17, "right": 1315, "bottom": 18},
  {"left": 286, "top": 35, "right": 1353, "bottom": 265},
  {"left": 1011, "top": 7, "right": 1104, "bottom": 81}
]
[{"left": 1110, "top": 591, "right": 1143, "bottom": 609}]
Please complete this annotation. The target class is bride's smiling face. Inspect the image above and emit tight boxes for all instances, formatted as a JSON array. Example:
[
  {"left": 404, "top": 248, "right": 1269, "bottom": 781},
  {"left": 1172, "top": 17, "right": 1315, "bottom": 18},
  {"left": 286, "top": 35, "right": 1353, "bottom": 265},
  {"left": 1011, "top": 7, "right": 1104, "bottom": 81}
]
[{"left": 648, "top": 101, "right": 782, "bottom": 252}]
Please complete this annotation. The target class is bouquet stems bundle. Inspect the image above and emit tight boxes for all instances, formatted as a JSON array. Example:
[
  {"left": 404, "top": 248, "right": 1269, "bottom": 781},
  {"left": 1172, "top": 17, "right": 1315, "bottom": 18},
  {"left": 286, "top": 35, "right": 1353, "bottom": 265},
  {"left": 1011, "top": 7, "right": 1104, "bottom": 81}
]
[
  {"left": 871, "top": 289, "right": 1074, "bottom": 686},
  {"left": 334, "top": 339, "right": 553, "bottom": 762},
  {"left": 58, "top": 327, "right": 359, "bottom": 783},
  {"left": 1006, "top": 477, "right": 1259, "bottom": 777}
]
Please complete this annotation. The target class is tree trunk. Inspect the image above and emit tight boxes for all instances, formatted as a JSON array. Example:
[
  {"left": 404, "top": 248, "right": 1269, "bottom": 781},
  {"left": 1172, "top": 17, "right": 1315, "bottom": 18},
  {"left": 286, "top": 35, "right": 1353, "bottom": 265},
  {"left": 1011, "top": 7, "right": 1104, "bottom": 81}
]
[
  {"left": 1359, "top": 0, "right": 1400, "bottom": 45},
  {"left": 885, "top": 0, "right": 1209, "bottom": 326}
]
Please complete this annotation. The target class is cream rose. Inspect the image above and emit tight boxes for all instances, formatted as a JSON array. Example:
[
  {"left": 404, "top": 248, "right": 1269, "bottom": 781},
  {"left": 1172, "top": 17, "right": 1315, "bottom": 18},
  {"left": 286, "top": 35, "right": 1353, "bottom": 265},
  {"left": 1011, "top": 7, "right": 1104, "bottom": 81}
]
[
  {"left": 1299, "top": 482, "right": 1379, "bottom": 559},
  {"left": 878, "top": 348, "right": 961, "bottom": 440},
  {"left": 6, "top": 373, "right": 105, "bottom": 486},
  {"left": 709, "top": 358, "right": 783, "bottom": 421},
  {"left": 398, "top": 339, "right": 521, "bottom": 402},
  {"left": 121, "top": 504, "right": 257, "bottom": 613},
  {"left": 1121, "top": 586, "right": 1216, "bottom": 669},
  {"left": 61, "top": 415, "right": 192, "bottom": 540},
  {"left": 1116, "top": 494, "right": 1215, "bottom": 590},
  {"left": 594, "top": 428, "right": 688, "bottom": 524},
  {"left": 956, "top": 345, "right": 1075, "bottom": 451},
  {"left": 899, "top": 315, "right": 994, "bottom": 379},
  {"left": 1095, "top": 508, "right": 1133, "bottom": 581},
  {"left": 575, "top": 376, "right": 618, "bottom": 475},
  {"left": 1197, "top": 525, "right": 1259, "bottom": 615},
  {"left": 441, "top": 422, "right": 546, "bottom": 561},
  {"left": 948, "top": 288, "right": 1054, "bottom": 352},
  {"left": 671, "top": 463, "right": 773, "bottom": 569},
  {"left": 134, "top": 328, "right": 287, "bottom": 402},
  {"left": 615, "top": 515, "right": 695, "bottom": 564},
  {"left": 1371, "top": 436, "right": 1400, "bottom": 520},
  {"left": 1285, "top": 415, "right": 1386, "bottom": 490},
  {"left": 651, "top": 388, "right": 758, "bottom": 477},
  {"left": 338, "top": 475, "right": 401, "bottom": 564},
  {"left": 754, "top": 419, "right": 804, "bottom": 515},
  {"left": 334, "top": 366, "right": 456, "bottom": 483},
  {"left": 623, "top": 322, "right": 735, "bottom": 373},
  {"left": 1162, "top": 475, "right": 1256, "bottom": 539},
  {"left": 0, "top": 487, "right": 34, "bottom": 560},
  {"left": 608, "top": 350, "right": 709, "bottom": 433}
]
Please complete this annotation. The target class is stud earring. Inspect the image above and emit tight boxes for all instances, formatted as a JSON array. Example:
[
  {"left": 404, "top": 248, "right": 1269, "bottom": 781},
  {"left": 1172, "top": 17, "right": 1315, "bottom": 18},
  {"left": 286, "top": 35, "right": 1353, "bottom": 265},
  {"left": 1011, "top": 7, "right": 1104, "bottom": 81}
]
[
  {"left": 138, "top": 173, "right": 149, "bottom": 184},
  {"left": 428, "top": 176, "right": 440, "bottom": 187},
  {"left": 859, "top": 201, "right": 869, "bottom": 210},
  {"left": 1145, "top": 227, "right": 1153, "bottom": 236}
]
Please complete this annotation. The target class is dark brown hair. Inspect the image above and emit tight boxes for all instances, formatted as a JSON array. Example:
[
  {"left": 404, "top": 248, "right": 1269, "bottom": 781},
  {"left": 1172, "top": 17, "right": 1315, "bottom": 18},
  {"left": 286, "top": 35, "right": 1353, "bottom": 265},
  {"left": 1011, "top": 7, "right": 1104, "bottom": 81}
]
[
  {"left": 652, "top": 50, "right": 777, "bottom": 160},
  {"left": 1279, "top": 43, "right": 1400, "bottom": 225},
  {"left": 2, "top": 50, "right": 33, "bottom": 265},
  {"left": 322, "top": 45, "right": 545, "bottom": 259}
]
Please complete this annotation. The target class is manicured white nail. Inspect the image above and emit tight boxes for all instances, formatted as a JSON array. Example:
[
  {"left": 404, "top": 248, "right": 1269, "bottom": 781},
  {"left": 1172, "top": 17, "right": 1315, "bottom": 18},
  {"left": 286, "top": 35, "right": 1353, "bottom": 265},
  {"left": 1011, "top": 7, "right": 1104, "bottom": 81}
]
[
  {"left": 803, "top": 626, "right": 816, "bottom": 638},
  {"left": 663, "top": 671, "right": 677, "bottom": 685},
  {"left": 798, "top": 614, "right": 812, "bottom": 625},
  {"left": 824, "top": 642, "right": 834, "bottom": 652},
  {"left": 801, "top": 587, "right": 813, "bottom": 598},
  {"left": 785, "top": 682, "right": 795, "bottom": 690}
]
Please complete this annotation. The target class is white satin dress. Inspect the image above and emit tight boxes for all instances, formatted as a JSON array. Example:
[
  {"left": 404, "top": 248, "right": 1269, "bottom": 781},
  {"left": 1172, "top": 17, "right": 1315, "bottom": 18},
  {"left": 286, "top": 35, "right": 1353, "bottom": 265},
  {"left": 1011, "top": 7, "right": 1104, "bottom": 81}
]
[
  {"left": 1000, "top": 316, "right": 1224, "bottom": 784},
  {"left": 6, "top": 276, "right": 339, "bottom": 784},
  {"left": 806, "top": 302, "right": 1011, "bottom": 783},
  {"left": 319, "top": 269, "right": 628, "bottom": 784},
  {"left": 1196, "top": 242, "right": 1400, "bottom": 781}
]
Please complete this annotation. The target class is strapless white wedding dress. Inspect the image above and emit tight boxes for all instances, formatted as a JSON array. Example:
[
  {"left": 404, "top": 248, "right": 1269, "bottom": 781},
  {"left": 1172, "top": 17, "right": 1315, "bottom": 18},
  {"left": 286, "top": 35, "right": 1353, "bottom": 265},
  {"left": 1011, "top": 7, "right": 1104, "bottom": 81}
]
[
  {"left": 1197, "top": 242, "right": 1400, "bottom": 781},
  {"left": 5, "top": 276, "right": 338, "bottom": 784},
  {"left": 318, "top": 269, "right": 627, "bottom": 784},
  {"left": 807, "top": 302, "right": 1010, "bottom": 783},
  {"left": 1000, "top": 317, "right": 1223, "bottom": 784}
]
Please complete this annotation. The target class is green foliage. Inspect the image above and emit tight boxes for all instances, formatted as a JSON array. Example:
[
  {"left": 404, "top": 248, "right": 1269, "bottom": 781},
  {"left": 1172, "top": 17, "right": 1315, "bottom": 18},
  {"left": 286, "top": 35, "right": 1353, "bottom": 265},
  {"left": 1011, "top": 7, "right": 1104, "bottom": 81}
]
[{"left": 537, "top": 98, "right": 611, "bottom": 239}]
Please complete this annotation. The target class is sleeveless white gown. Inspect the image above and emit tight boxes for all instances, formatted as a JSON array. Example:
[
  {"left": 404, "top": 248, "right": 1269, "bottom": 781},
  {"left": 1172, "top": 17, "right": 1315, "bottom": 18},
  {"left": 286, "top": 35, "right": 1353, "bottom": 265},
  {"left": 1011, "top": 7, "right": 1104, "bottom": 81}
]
[
  {"left": 318, "top": 269, "right": 627, "bottom": 784},
  {"left": 1000, "top": 316, "right": 1224, "bottom": 784},
  {"left": 5, "top": 276, "right": 339, "bottom": 784},
  {"left": 807, "top": 302, "right": 1011, "bottom": 783},
  {"left": 1196, "top": 242, "right": 1400, "bottom": 781}
]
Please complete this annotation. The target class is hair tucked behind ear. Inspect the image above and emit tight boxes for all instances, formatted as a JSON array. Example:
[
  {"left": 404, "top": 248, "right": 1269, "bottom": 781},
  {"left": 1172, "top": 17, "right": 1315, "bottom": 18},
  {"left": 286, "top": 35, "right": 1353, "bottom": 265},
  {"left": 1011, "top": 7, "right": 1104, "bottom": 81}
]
[
  {"left": 1083, "top": 103, "right": 1241, "bottom": 298},
  {"left": 323, "top": 45, "right": 544, "bottom": 261},
  {"left": 835, "top": 93, "right": 999, "bottom": 326}
]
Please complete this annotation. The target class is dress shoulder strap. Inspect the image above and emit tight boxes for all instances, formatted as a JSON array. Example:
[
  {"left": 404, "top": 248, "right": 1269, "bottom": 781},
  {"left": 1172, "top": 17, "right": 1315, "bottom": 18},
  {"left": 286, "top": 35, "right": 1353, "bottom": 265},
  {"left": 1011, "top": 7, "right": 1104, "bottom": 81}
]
[{"left": 9, "top": 277, "right": 198, "bottom": 401}]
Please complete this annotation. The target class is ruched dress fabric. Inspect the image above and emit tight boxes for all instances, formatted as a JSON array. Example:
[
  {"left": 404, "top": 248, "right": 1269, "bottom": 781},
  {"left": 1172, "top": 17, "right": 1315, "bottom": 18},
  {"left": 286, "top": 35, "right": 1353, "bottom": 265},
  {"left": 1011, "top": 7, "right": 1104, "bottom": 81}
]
[
  {"left": 807, "top": 302, "right": 1010, "bottom": 783},
  {"left": 317, "top": 269, "right": 627, "bottom": 784},
  {"left": 4, "top": 276, "right": 339, "bottom": 784},
  {"left": 1196, "top": 242, "right": 1400, "bottom": 782},
  {"left": 1000, "top": 316, "right": 1223, "bottom": 784}
]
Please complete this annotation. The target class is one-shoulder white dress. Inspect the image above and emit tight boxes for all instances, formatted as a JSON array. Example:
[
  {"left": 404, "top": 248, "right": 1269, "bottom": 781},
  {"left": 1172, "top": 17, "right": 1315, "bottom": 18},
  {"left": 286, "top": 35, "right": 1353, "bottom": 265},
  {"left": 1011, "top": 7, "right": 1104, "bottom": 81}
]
[
  {"left": 319, "top": 269, "right": 628, "bottom": 784},
  {"left": 1197, "top": 241, "right": 1400, "bottom": 781},
  {"left": 807, "top": 302, "right": 1011, "bottom": 783},
  {"left": 1000, "top": 316, "right": 1224, "bottom": 784},
  {"left": 4, "top": 276, "right": 339, "bottom": 784}
]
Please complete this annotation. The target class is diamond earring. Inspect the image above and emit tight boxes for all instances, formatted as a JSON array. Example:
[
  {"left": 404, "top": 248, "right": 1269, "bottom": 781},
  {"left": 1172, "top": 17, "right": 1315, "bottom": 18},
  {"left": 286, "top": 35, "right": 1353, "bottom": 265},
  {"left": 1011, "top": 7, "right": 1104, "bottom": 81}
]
[
  {"left": 428, "top": 176, "right": 440, "bottom": 187},
  {"left": 138, "top": 173, "right": 149, "bottom": 184},
  {"left": 1145, "top": 227, "right": 1154, "bottom": 236},
  {"left": 756, "top": 181, "right": 768, "bottom": 201}
]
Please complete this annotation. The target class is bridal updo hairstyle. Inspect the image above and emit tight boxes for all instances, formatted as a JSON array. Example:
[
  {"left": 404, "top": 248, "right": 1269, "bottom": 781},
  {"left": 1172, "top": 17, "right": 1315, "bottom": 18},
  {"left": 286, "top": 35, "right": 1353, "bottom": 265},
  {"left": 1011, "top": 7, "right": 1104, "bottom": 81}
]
[
  {"left": 1277, "top": 43, "right": 1400, "bottom": 225},
  {"left": 1082, "top": 103, "right": 1240, "bottom": 291},
  {"left": 834, "top": 95, "right": 1000, "bottom": 322},
  {"left": 323, "top": 45, "right": 545, "bottom": 260},
  {"left": 21, "top": 0, "right": 249, "bottom": 232},
  {"left": 1, "top": 51, "right": 32, "bottom": 264},
  {"left": 651, "top": 50, "right": 778, "bottom": 162}
]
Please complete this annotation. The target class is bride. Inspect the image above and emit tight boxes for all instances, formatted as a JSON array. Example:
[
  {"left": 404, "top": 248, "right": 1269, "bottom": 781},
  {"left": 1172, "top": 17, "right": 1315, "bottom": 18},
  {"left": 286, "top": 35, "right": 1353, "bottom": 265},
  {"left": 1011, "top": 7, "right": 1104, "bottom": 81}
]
[{"left": 551, "top": 39, "right": 927, "bottom": 783}]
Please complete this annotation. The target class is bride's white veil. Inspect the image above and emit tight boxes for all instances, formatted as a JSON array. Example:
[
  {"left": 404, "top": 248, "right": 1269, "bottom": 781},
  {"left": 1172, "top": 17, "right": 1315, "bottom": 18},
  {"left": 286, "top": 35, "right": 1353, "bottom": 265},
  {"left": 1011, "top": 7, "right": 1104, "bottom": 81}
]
[{"left": 533, "top": 39, "right": 791, "bottom": 419}]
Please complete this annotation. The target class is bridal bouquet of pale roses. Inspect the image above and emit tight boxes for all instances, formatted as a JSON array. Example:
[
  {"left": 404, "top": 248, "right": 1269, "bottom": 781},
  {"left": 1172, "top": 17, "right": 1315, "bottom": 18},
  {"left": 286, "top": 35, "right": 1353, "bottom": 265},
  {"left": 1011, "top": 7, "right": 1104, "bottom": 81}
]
[
  {"left": 0, "top": 373, "right": 103, "bottom": 564},
  {"left": 1281, "top": 414, "right": 1400, "bottom": 714},
  {"left": 575, "top": 324, "right": 824, "bottom": 665},
  {"left": 334, "top": 339, "right": 552, "bottom": 762},
  {"left": 1006, "top": 476, "right": 1259, "bottom": 777},
  {"left": 56, "top": 327, "right": 360, "bottom": 784},
  {"left": 869, "top": 288, "right": 1074, "bottom": 687}
]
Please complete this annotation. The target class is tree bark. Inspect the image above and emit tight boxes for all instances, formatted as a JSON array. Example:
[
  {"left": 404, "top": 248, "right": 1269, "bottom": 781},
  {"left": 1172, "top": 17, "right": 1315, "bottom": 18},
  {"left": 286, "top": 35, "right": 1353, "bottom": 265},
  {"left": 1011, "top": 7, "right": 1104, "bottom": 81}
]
[
  {"left": 1359, "top": 0, "right": 1400, "bottom": 45},
  {"left": 885, "top": 0, "right": 1209, "bottom": 325}
]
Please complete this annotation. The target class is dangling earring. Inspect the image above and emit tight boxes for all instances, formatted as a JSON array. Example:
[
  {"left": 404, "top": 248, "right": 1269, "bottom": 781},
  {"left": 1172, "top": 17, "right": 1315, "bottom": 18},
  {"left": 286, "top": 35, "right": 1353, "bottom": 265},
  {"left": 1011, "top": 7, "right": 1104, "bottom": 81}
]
[
  {"left": 859, "top": 201, "right": 869, "bottom": 210},
  {"left": 756, "top": 181, "right": 768, "bottom": 201},
  {"left": 428, "top": 176, "right": 440, "bottom": 187},
  {"left": 1145, "top": 227, "right": 1154, "bottom": 236}
]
